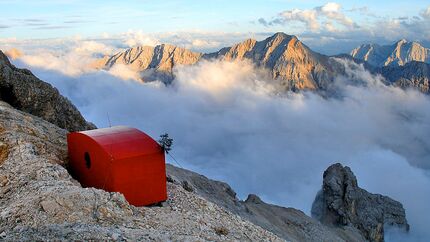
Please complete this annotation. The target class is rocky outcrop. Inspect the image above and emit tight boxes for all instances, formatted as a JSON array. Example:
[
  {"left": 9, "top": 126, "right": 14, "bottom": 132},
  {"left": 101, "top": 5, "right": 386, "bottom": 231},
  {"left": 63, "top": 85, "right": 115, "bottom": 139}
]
[
  {"left": 311, "top": 163, "right": 409, "bottom": 242},
  {"left": 0, "top": 101, "right": 281, "bottom": 241},
  {"left": 167, "top": 164, "right": 366, "bottom": 242},
  {"left": 351, "top": 40, "right": 430, "bottom": 67},
  {"left": 0, "top": 50, "right": 95, "bottom": 131}
]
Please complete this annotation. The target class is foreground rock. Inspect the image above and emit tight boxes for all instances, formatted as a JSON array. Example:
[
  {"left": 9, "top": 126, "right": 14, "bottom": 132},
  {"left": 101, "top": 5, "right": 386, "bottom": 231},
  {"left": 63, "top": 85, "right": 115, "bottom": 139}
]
[
  {"left": 311, "top": 163, "right": 409, "bottom": 242},
  {"left": 0, "top": 101, "right": 281, "bottom": 241},
  {"left": 0, "top": 50, "right": 95, "bottom": 131},
  {"left": 167, "top": 164, "right": 365, "bottom": 242}
]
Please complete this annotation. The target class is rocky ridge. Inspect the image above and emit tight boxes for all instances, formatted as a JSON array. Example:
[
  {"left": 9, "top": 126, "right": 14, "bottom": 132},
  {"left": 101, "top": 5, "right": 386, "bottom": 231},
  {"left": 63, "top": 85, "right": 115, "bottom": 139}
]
[
  {"left": 351, "top": 40, "right": 430, "bottom": 67},
  {"left": 0, "top": 100, "right": 410, "bottom": 241},
  {"left": 166, "top": 164, "right": 366, "bottom": 242},
  {"left": 100, "top": 33, "right": 430, "bottom": 95},
  {"left": 100, "top": 33, "right": 346, "bottom": 92},
  {"left": 0, "top": 50, "right": 95, "bottom": 131},
  {"left": 0, "top": 96, "right": 357, "bottom": 242},
  {"left": 103, "top": 44, "right": 202, "bottom": 82},
  {"left": 0, "top": 101, "right": 281, "bottom": 241},
  {"left": 311, "top": 163, "right": 409, "bottom": 242}
]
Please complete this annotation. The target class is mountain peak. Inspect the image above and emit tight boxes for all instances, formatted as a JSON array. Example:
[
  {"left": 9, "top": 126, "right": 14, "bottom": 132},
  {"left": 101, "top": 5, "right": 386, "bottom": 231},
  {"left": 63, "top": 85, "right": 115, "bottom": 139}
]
[
  {"left": 268, "top": 32, "right": 296, "bottom": 42},
  {"left": 395, "top": 39, "right": 408, "bottom": 46}
]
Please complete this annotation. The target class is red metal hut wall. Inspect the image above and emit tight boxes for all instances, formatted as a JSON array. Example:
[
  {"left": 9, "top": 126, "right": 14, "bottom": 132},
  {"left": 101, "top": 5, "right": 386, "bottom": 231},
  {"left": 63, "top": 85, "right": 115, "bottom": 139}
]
[{"left": 67, "top": 126, "right": 167, "bottom": 206}]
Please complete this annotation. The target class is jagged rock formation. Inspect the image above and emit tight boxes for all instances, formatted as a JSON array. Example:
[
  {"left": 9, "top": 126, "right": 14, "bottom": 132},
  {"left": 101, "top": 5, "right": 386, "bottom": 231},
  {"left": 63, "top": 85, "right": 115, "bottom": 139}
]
[
  {"left": 0, "top": 101, "right": 281, "bottom": 241},
  {"left": 100, "top": 33, "right": 345, "bottom": 92},
  {"left": 380, "top": 61, "right": 430, "bottom": 94},
  {"left": 103, "top": 44, "right": 202, "bottom": 82},
  {"left": 167, "top": 164, "right": 366, "bottom": 242},
  {"left": 204, "top": 33, "right": 341, "bottom": 91},
  {"left": 311, "top": 163, "right": 409, "bottom": 242},
  {"left": 100, "top": 33, "right": 430, "bottom": 95},
  {"left": 0, "top": 50, "right": 95, "bottom": 131},
  {"left": 351, "top": 39, "right": 430, "bottom": 67}
]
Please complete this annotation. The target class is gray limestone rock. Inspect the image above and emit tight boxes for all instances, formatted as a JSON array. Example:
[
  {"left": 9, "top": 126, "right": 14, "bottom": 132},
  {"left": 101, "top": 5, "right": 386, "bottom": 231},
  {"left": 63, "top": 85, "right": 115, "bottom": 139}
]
[
  {"left": 311, "top": 163, "right": 409, "bottom": 242},
  {"left": 166, "top": 164, "right": 366, "bottom": 242},
  {"left": 0, "top": 100, "right": 282, "bottom": 241},
  {"left": 0, "top": 50, "right": 95, "bottom": 131}
]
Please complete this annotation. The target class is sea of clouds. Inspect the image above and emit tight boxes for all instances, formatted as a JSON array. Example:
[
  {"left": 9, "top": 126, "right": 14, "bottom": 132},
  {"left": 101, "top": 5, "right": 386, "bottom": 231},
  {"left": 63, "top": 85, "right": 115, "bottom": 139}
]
[{"left": 5, "top": 40, "right": 430, "bottom": 241}]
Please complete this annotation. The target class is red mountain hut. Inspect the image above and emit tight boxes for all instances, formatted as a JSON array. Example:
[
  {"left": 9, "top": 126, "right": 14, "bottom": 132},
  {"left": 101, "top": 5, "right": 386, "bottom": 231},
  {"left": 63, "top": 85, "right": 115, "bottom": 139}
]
[{"left": 67, "top": 126, "right": 167, "bottom": 206}]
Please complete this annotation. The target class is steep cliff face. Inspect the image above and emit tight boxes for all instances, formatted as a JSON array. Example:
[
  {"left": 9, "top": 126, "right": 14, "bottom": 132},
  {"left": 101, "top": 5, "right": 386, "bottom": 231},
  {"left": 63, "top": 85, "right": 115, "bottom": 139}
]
[
  {"left": 0, "top": 50, "right": 95, "bottom": 131},
  {"left": 0, "top": 101, "right": 282, "bottom": 241},
  {"left": 351, "top": 40, "right": 430, "bottom": 67},
  {"left": 311, "top": 163, "right": 409, "bottom": 242}
]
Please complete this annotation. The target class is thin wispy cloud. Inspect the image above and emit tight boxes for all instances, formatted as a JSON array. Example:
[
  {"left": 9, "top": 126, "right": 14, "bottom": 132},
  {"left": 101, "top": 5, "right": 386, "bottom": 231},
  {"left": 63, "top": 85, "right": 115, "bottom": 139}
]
[{"left": 33, "top": 25, "right": 73, "bottom": 30}]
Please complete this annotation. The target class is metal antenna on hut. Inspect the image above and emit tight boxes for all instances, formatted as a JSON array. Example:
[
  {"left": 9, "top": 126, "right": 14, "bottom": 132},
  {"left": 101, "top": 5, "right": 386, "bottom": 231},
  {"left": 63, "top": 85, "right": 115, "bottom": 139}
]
[{"left": 107, "top": 112, "right": 112, "bottom": 128}]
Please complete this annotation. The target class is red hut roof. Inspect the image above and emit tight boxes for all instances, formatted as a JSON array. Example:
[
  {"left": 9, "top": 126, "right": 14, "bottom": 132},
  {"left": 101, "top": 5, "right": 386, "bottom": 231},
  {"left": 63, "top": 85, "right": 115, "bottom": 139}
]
[
  {"left": 78, "top": 126, "right": 161, "bottom": 160},
  {"left": 67, "top": 126, "right": 167, "bottom": 206}
]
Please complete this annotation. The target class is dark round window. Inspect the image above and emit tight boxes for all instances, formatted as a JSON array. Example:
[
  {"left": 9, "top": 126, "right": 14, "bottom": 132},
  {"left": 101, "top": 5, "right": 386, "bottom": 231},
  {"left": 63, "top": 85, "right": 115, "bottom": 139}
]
[{"left": 84, "top": 152, "right": 91, "bottom": 169}]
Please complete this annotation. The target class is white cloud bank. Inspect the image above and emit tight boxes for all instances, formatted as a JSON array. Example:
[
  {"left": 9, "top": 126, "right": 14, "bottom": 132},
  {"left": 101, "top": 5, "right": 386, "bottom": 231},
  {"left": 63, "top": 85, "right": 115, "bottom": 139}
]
[
  {"left": 259, "top": 2, "right": 356, "bottom": 32},
  {"left": 9, "top": 47, "right": 430, "bottom": 241}
]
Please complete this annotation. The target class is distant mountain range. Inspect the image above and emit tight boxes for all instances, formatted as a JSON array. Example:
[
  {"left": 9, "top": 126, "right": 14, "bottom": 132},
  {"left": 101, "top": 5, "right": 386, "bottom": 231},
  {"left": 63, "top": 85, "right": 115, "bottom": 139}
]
[
  {"left": 97, "top": 33, "right": 430, "bottom": 94},
  {"left": 351, "top": 39, "right": 430, "bottom": 67}
]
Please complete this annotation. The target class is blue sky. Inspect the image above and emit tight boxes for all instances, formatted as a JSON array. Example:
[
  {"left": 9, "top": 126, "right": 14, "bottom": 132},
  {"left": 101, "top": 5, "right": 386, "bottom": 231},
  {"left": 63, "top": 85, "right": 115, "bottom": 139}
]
[
  {"left": 0, "top": 0, "right": 426, "bottom": 38},
  {"left": 0, "top": 0, "right": 429, "bottom": 53}
]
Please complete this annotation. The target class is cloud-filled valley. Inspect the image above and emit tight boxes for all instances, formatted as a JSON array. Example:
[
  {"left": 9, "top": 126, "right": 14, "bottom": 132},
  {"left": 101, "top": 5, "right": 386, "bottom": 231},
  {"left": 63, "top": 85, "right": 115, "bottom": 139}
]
[{"left": 8, "top": 41, "right": 430, "bottom": 241}]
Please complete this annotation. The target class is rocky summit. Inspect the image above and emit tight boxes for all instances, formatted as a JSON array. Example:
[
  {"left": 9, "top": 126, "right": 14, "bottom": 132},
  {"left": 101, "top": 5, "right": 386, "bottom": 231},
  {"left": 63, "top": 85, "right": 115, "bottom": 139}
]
[
  {"left": 311, "top": 163, "right": 409, "bottom": 242},
  {"left": 203, "top": 32, "right": 342, "bottom": 91},
  {"left": 0, "top": 50, "right": 95, "bottom": 132}
]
